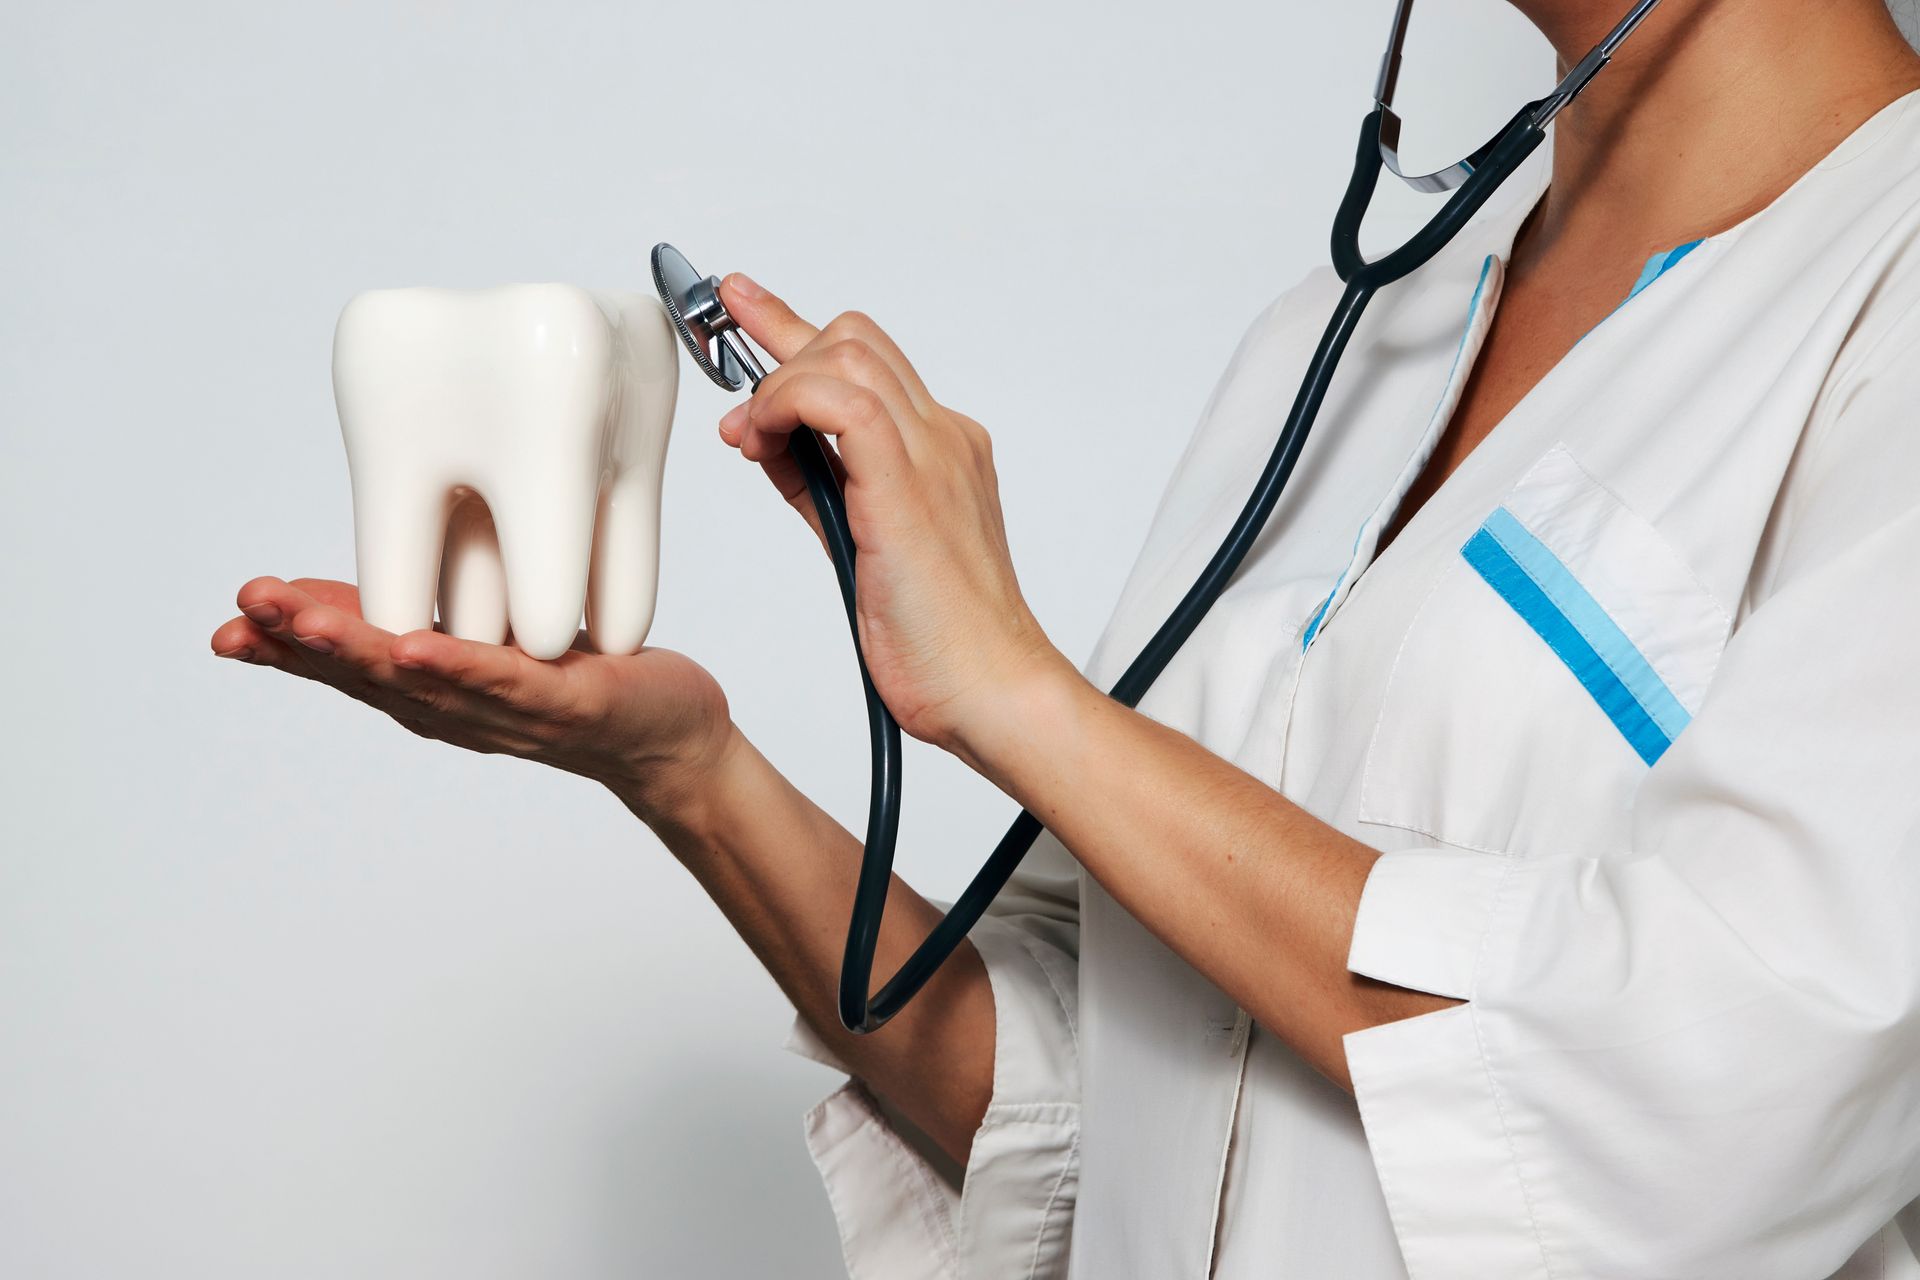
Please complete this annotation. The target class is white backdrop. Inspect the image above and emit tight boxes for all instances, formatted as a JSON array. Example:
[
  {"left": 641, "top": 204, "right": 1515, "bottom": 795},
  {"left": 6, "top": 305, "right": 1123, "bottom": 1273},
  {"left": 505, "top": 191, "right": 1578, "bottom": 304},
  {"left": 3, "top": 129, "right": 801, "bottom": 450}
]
[{"left": 3, "top": 2, "right": 1604, "bottom": 1275}]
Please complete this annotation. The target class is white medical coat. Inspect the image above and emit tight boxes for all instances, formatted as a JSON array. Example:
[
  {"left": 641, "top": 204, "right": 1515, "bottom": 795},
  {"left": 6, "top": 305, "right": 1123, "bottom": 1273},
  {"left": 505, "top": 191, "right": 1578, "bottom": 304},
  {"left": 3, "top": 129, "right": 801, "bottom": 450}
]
[{"left": 788, "top": 87, "right": 1920, "bottom": 1279}]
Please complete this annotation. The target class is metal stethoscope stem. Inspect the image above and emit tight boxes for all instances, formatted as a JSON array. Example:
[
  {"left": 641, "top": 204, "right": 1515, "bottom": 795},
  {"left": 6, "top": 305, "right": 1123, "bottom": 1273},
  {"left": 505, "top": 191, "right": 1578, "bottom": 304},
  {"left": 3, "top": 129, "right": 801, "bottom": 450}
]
[{"left": 652, "top": 0, "right": 1660, "bottom": 1033}]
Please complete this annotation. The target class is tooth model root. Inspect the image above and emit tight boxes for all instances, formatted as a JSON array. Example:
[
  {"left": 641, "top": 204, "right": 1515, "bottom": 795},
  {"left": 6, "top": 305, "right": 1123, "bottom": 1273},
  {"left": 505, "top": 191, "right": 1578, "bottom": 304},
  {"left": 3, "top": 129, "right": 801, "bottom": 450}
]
[
  {"left": 587, "top": 469, "right": 666, "bottom": 658},
  {"left": 490, "top": 465, "right": 599, "bottom": 662},
  {"left": 333, "top": 284, "right": 679, "bottom": 662},
  {"left": 351, "top": 473, "right": 456, "bottom": 644},
  {"left": 437, "top": 495, "right": 508, "bottom": 647}
]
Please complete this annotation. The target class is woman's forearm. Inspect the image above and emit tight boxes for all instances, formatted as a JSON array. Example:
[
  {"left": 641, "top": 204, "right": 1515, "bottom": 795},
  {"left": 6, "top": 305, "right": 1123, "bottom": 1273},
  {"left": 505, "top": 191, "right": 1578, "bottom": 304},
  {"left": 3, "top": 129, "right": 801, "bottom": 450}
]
[
  {"left": 613, "top": 726, "right": 996, "bottom": 1165},
  {"left": 212, "top": 577, "right": 997, "bottom": 1163},
  {"left": 953, "top": 656, "right": 1456, "bottom": 1093}
]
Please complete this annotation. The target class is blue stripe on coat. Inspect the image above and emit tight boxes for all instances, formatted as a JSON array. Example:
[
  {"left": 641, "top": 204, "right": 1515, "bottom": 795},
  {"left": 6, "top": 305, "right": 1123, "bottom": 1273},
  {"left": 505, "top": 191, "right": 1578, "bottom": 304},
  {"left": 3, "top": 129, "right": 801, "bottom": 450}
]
[{"left": 1461, "top": 508, "right": 1692, "bottom": 765}]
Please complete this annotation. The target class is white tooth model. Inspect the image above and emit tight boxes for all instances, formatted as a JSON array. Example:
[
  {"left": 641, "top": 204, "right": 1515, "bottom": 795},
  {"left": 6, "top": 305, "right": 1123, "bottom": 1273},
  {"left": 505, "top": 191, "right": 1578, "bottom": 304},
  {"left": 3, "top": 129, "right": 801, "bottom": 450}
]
[{"left": 333, "top": 285, "right": 678, "bottom": 661}]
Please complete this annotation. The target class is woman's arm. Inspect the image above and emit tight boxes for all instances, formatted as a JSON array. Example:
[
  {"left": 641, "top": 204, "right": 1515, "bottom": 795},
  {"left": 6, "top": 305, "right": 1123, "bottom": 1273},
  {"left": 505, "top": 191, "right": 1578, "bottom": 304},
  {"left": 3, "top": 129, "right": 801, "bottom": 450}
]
[
  {"left": 210, "top": 578, "right": 996, "bottom": 1163},
  {"left": 716, "top": 275, "right": 1453, "bottom": 1095},
  {"left": 627, "top": 724, "right": 998, "bottom": 1160},
  {"left": 953, "top": 655, "right": 1455, "bottom": 1092}
]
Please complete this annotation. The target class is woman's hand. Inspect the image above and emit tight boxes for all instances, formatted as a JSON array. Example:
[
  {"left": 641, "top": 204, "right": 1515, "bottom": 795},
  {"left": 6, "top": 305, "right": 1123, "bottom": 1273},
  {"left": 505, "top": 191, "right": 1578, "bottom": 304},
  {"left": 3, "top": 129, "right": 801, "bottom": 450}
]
[
  {"left": 714, "top": 273, "right": 1076, "bottom": 754},
  {"left": 209, "top": 577, "right": 735, "bottom": 823}
]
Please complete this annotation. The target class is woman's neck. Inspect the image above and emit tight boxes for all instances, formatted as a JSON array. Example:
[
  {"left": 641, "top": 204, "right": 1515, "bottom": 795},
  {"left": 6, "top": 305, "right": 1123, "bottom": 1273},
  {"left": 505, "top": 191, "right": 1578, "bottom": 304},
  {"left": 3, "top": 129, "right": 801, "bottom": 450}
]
[{"left": 1514, "top": 0, "right": 1920, "bottom": 270}]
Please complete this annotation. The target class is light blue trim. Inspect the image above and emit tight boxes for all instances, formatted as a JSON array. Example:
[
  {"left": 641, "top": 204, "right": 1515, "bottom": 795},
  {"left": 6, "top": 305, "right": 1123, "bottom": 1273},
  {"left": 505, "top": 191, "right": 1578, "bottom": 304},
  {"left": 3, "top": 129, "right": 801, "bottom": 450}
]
[
  {"left": 1623, "top": 237, "right": 1703, "bottom": 304},
  {"left": 1576, "top": 236, "right": 1707, "bottom": 345},
  {"left": 1302, "top": 254, "right": 1497, "bottom": 652},
  {"left": 1461, "top": 507, "right": 1692, "bottom": 765},
  {"left": 1300, "top": 521, "right": 1365, "bottom": 650},
  {"left": 1462, "top": 527, "right": 1671, "bottom": 764}
]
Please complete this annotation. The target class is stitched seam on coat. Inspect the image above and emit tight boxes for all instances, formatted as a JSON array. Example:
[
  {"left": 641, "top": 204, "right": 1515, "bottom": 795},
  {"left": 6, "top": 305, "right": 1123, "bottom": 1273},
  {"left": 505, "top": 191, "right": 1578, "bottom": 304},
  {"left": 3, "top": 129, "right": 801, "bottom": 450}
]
[
  {"left": 1025, "top": 1124, "right": 1081, "bottom": 1280},
  {"left": 1200, "top": 1018, "right": 1255, "bottom": 1278},
  {"left": 869, "top": 1084, "right": 962, "bottom": 1266},
  {"left": 1548, "top": 445, "right": 1731, "bottom": 630},
  {"left": 1352, "top": 1081, "right": 1414, "bottom": 1278},
  {"left": 1734, "top": 294, "right": 1920, "bottom": 616},
  {"left": 815, "top": 1082, "right": 960, "bottom": 1271},
  {"left": 1303, "top": 255, "right": 1498, "bottom": 655},
  {"left": 803, "top": 1093, "right": 933, "bottom": 1280},
  {"left": 1013, "top": 928, "right": 1080, "bottom": 1051},
  {"left": 980, "top": 1103, "right": 1080, "bottom": 1126},
  {"left": 1354, "top": 812, "right": 1526, "bottom": 859},
  {"left": 1355, "top": 551, "right": 1456, "bottom": 824},
  {"left": 1347, "top": 1008, "right": 1482, "bottom": 1278},
  {"left": 1805, "top": 259, "right": 1920, "bottom": 440},
  {"left": 808, "top": 1127, "right": 868, "bottom": 1279},
  {"left": 1467, "top": 860, "right": 1559, "bottom": 1280},
  {"left": 1349, "top": 548, "right": 1627, "bottom": 856},
  {"left": 1400, "top": 253, "right": 1498, "bottom": 497},
  {"left": 903, "top": 1139, "right": 962, "bottom": 1266}
]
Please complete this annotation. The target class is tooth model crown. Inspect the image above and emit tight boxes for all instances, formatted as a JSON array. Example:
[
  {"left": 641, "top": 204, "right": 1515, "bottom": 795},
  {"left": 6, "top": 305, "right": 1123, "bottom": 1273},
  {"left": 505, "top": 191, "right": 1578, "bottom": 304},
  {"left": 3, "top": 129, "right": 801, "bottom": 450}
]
[{"left": 333, "top": 284, "right": 679, "bottom": 661}]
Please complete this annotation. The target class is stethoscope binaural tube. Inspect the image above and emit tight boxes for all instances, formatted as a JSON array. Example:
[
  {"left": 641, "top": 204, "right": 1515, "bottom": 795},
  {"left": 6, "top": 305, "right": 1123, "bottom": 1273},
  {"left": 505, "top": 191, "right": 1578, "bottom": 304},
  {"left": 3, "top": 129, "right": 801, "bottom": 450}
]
[{"left": 652, "top": 0, "right": 1657, "bottom": 1035}]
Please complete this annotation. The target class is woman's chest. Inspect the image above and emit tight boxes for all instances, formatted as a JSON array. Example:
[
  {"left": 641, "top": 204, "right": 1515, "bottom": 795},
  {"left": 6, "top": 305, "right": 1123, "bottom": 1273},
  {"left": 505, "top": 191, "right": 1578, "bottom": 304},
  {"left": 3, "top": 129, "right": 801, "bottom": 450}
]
[
  {"left": 1372, "top": 247, "right": 1647, "bottom": 561},
  {"left": 1141, "top": 238, "right": 1845, "bottom": 864}
]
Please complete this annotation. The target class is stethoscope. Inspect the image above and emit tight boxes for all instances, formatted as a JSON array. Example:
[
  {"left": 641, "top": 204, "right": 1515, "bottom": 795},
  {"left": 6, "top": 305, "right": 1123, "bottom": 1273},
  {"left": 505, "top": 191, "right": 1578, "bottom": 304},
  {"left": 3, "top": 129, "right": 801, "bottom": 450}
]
[{"left": 651, "top": 0, "right": 1662, "bottom": 1034}]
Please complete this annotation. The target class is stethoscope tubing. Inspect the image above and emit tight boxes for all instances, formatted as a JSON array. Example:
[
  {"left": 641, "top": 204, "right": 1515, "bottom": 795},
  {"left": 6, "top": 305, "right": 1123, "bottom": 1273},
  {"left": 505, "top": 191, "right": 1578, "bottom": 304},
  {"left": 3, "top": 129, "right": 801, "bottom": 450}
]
[{"left": 805, "top": 104, "right": 1548, "bottom": 1034}]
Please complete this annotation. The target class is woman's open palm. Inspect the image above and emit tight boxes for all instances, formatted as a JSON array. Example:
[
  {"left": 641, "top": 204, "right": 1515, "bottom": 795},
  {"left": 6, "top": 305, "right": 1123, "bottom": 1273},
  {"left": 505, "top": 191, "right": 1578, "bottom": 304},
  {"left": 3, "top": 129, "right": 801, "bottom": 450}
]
[{"left": 210, "top": 577, "right": 734, "bottom": 807}]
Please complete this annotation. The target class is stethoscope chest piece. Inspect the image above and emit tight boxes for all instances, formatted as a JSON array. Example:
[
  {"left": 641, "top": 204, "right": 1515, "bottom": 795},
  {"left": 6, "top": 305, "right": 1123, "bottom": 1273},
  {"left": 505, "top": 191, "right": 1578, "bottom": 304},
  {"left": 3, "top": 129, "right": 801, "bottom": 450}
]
[{"left": 650, "top": 242, "right": 763, "bottom": 392}]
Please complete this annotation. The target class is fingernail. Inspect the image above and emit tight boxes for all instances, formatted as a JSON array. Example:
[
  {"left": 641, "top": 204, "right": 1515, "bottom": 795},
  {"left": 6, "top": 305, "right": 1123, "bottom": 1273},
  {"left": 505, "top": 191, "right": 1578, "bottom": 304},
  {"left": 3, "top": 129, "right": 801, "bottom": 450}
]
[
  {"left": 718, "top": 403, "right": 749, "bottom": 439},
  {"left": 728, "top": 272, "right": 767, "bottom": 301},
  {"left": 293, "top": 633, "right": 334, "bottom": 654},
  {"left": 242, "top": 603, "right": 283, "bottom": 627},
  {"left": 215, "top": 646, "right": 254, "bottom": 662}
]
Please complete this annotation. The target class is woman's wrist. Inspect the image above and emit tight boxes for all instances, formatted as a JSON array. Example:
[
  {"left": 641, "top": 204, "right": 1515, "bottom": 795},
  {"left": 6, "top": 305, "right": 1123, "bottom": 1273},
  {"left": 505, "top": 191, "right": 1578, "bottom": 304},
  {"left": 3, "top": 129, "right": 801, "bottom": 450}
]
[
  {"left": 604, "top": 719, "right": 751, "bottom": 841},
  {"left": 943, "top": 643, "right": 1102, "bottom": 788},
  {"left": 609, "top": 638, "right": 1096, "bottom": 853}
]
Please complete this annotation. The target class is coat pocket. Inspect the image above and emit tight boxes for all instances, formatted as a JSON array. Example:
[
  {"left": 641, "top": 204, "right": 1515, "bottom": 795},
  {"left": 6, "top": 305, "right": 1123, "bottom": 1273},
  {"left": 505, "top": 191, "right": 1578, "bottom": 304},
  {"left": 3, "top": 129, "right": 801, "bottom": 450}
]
[{"left": 1357, "top": 444, "right": 1732, "bottom": 860}]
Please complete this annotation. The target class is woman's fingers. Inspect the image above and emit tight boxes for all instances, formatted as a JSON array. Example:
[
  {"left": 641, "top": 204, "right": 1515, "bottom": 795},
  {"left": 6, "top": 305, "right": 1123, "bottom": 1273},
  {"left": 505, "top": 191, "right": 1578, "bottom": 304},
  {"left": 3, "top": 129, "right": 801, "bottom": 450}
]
[
  {"left": 211, "top": 613, "right": 270, "bottom": 662},
  {"left": 713, "top": 329, "right": 920, "bottom": 543},
  {"left": 719, "top": 337, "right": 916, "bottom": 456},
  {"left": 210, "top": 616, "right": 320, "bottom": 679},
  {"left": 239, "top": 578, "right": 387, "bottom": 670},
  {"left": 726, "top": 331, "right": 927, "bottom": 473},
  {"left": 731, "top": 372, "right": 913, "bottom": 482},
  {"left": 242, "top": 586, "right": 416, "bottom": 702},
  {"left": 216, "top": 580, "right": 350, "bottom": 680},
  {"left": 284, "top": 577, "right": 364, "bottom": 614},
  {"left": 708, "top": 284, "right": 964, "bottom": 554},
  {"left": 232, "top": 576, "right": 360, "bottom": 627},
  {"left": 230, "top": 575, "right": 580, "bottom": 724},
  {"left": 717, "top": 275, "right": 935, "bottom": 412},
  {"left": 717, "top": 273, "right": 819, "bottom": 363},
  {"left": 233, "top": 577, "right": 502, "bottom": 723},
  {"left": 816, "top": 311, "right": 935, "bottom": 412}
]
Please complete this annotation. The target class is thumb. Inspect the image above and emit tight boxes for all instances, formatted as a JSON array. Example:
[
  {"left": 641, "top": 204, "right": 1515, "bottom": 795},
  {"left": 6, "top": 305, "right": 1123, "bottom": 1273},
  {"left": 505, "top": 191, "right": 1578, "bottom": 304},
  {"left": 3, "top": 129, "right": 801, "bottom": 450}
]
[{"left": 718, "top": 273, "right": 819, "bottom": 363}]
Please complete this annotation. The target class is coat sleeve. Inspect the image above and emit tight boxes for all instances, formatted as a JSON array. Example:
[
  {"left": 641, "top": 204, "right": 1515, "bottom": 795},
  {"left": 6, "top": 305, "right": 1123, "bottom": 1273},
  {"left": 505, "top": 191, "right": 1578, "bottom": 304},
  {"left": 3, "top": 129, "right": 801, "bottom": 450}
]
[
  {"left": 1342, "top": 318, "right": 1920, "bottom": 1279},
  {"left": 783, "top": 831, "right": 1083, "bottom": 1280}
]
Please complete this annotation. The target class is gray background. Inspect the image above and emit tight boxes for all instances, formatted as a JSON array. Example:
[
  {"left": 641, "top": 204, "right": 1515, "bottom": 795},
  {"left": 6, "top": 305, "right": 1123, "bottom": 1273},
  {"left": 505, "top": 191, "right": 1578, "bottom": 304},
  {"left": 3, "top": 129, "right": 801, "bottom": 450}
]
[{"left": 8, "top": 2, "right": 1905, "bottom": 1276}]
